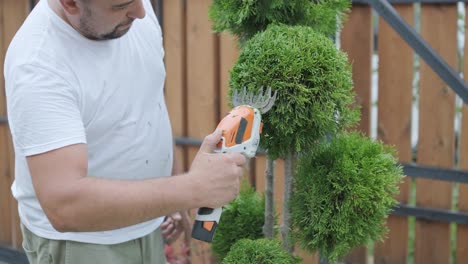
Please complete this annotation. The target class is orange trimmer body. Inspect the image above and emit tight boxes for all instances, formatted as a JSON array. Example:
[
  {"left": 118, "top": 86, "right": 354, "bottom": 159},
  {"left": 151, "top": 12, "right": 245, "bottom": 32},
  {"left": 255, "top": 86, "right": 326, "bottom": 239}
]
[{"left": 216, "top": 106, "right": 256, "bottom": 149}]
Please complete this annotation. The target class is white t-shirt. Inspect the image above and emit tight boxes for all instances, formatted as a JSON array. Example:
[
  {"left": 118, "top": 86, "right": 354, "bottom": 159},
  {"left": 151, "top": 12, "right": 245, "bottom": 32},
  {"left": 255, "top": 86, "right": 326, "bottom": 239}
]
[{"left": 4, "top": 0, "right": 173, "bottom": 244}]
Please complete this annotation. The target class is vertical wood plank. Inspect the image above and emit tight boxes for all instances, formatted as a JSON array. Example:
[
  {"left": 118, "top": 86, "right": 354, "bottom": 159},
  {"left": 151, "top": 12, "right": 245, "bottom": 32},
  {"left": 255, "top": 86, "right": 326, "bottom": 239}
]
[
  {"left": 1, "top": 0, "right": 29, "bottom": 247},
  {"left": 8, "top": 133, "right": 20, "bottom": 249},
  {"left": 415, "top": 4, "right": 457, "bottom": 264},
  {"left": 341, "top": 5, "right": 373, "bottom": 138},
  {"left": 186, "top": 0, "right": 218, "bottom": 141},
  {"left": 340, "top": 5, "right": 373, "bottom": 263},
  {"left": 294, "top": 247, "right": 319, "bottom": 264},
  {"left": 255, "top": 157, "right": 285, "bottom": 225},
  {"left": 160, "top": 0, "right": 191, "bottom": 259},
  {"left": 219, "top": 33, "right": 238, "bottom": 116},
  {"left": 160, "top": 0, "right": 186, "bottom": 123},
  {"left": 0, "top": 0, "right": 12, "bottom": 246},
  {"left": 162, "top": 0, "right": 187, "bottom": 169},
  {"left": 455, "top": 5, "right": 468, "bottom": 262},
  {"left": 374, "top": 5, "right": 414, "bottom": 264},
  {"left": 186, "top": 0, "right": 218, "bottom": 263}
]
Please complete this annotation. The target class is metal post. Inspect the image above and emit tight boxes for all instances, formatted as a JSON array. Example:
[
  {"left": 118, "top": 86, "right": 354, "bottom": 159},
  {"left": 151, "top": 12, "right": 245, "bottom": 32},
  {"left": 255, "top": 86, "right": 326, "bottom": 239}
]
[
  {"left": 29, "top": 0, "right": 36, "bottom": 11},
  {"left": 0, "top": 117, "right": 8, "bottom": 124},
  {"left": 157, "top": 0, "right": 163, "bottom": 28},
  {"left": 319, "top": 253, "right": 328, "bottom": 264}
]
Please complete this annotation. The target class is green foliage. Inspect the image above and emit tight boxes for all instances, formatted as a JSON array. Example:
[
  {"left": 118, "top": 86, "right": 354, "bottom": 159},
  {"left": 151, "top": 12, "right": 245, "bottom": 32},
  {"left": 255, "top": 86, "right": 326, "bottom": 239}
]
[
  {"left": 209, "top": 0, "right": 351, "bottom": 43},
  {"left": 222, "top": 238, "right": 301, "bottom": 264},
  {"left": 212, "top": 181, "right": 269, "bottom": 262},
  {"left": 290, "top": 132, "right": 404, "bottom": 261},
  {"left": 229, "top": 24, "right": 360, "bottom": 159}
]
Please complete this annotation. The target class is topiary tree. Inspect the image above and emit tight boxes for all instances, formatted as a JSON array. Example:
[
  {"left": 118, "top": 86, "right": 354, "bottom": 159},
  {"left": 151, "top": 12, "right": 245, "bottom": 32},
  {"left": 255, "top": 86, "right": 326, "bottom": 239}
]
[
  {"left": 222, "top": 238, "right": 301, "bottom": 264},
  {"left": 209, "top": 0, "right": 355, "bottom": 252},
  {"left": 209, "top": 0, "right": 350, "bottom": 44},
  {"left": 228, "top": 24, "right": 360, "bottom": 251},
  {"left": 291, "top": 132, "right": 404, "bottom": 262},
  {"left": 211, "top": 180, "right": 273, "bottom": 262}
]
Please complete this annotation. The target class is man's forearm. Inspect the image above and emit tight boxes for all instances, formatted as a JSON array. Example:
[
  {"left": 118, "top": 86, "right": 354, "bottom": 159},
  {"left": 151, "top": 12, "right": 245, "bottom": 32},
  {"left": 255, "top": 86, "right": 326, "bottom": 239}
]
[
  {"left": 29, "top": 132, "right": 244, "bottom": 234},
  {"left": 48, "top": 173, "right": 200, "bottom": 232}
]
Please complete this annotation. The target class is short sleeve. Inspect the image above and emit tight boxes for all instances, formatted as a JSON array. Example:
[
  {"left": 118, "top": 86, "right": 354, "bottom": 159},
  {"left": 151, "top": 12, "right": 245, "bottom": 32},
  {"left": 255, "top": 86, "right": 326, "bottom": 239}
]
[
  {"left": 6, "top": 64, "right": 86, "bottom": 156},
  {"left": 142, "top": 0, "right": 164, "bottom": 57},
  {"left": 143, "top": 0, "right": 161, "bottom": 27}
]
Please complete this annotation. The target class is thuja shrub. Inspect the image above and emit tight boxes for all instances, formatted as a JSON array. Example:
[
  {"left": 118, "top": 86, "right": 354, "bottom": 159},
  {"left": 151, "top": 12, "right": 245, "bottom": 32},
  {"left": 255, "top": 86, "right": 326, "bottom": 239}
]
[
  {"left": 222, "top": 238, "right": 301, "bottom": 264},
  {"left": 209, "top": 0, "right": 350, "bottom": 42},
  {"left": 211, "top": 181, "right": 268, "bottom": 261},
  {"left": 229, "top": 24, "right": 360, "bottom": 159},
  {"left": 291, "top": 132, "right": 404, "bottom": 261}
]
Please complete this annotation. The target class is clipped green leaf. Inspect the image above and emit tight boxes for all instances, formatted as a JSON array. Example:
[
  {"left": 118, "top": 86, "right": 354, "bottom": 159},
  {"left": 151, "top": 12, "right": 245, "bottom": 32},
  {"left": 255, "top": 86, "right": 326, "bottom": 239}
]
[
  {"left": 209, "top": 0, "right": 351, "bottom": 43},
  {"left": 291, "top": 132, "right": 404, "bottom": 261},
  {"left": 222, "top": 238, "right": 301, "bottom": 264},
  {"left": 229, "top": 24, "right": 360, "bottom": 159}
]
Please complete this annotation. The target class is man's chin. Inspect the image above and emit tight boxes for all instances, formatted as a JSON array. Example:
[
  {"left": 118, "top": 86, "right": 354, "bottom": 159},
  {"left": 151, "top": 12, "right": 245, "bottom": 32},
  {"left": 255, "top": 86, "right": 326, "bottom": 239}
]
[
  {"left": 107, "top": 30, "right": 130, "bottom": 39},
  {"left": 87, "top": 25, "right": 132, "bottom": 41}
]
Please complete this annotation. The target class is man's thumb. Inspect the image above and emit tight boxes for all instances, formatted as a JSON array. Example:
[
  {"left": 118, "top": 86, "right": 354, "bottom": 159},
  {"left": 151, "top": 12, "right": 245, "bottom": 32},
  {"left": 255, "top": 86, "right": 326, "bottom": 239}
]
[{"left": 199, "top": 129, "right": 223, "bottom": 153}]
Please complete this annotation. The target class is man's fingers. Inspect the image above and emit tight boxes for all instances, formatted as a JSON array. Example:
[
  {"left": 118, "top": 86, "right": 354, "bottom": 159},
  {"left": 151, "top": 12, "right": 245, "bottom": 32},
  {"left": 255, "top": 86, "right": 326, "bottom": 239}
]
[
  {"left": 171, "top": 212, "right": 182, "bottom": 221},
  {"left": 228, "top": 152, "right": 247, "bottom": 167},
  {"left": 161, "top": 218, "right": 173, "bottom": 228},
  {"left": 161, "top": 212, "right": 191, "bottom": 245},
  {"left": 162, "top": 223, "right": 175, "bottom": 236},
  {"left": 165, "top": 228, "right": 181, "bottom": 241},
  {"left": 199, "top": 129, "right": 223, "bottom": 153},
  {"left": 164, "top": 224, "right": 184, "bottom": 245}
]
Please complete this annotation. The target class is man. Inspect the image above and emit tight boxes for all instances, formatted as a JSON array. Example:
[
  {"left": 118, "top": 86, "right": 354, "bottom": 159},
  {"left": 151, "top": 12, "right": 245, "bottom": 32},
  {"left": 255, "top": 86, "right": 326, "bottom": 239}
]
[{"left": 4, "top": 0, "right": 246, "bottom": 263}]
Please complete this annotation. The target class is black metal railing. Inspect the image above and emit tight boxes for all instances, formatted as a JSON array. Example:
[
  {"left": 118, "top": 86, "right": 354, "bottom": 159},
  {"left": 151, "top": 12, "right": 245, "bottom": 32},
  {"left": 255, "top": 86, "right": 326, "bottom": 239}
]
[
  {"left": 361, "top": 0, "right": 468, "bottom": 103},
  {"left": 175, "top": 137, "right": 468, "bottom": 223}
]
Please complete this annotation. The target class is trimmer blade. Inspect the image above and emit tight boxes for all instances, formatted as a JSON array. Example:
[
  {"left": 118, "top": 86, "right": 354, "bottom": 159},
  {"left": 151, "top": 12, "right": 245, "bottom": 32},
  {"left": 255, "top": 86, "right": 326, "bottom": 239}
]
[{"left": 232, "top": 86, "right": 277, "bottom": 114}]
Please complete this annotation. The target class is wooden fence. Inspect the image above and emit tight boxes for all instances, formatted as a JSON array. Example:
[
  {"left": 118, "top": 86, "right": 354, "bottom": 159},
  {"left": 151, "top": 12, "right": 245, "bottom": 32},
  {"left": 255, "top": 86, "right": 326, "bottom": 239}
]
[{"left": 1, "top": 0, "right": 468, "bottom": 263}]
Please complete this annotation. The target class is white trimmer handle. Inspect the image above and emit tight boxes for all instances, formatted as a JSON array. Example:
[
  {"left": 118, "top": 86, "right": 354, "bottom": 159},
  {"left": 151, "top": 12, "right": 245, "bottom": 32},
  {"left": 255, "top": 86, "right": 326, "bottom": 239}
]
[{"left": 191, "top": 207, "right": 222, "bottom": 242}]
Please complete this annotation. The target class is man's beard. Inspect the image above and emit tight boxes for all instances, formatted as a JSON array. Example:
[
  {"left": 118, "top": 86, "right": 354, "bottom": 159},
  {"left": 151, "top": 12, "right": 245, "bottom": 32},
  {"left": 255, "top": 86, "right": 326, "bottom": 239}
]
[{"left": 79, "top": 7, "right": 134, "bottom": 40}]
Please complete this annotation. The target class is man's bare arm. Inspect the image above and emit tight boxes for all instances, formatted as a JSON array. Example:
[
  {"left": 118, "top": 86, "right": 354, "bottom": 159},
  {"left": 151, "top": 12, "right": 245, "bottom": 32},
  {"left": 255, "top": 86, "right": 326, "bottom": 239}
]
[{"left": 27, "top": 130, "right": 246, "bottom": 232}]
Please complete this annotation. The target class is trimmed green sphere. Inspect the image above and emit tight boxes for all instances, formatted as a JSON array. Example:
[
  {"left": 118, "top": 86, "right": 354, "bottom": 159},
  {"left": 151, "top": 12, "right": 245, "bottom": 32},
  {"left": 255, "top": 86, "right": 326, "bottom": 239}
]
[
  {"left": 209, "top": 0, "right": 351, "bottom": 42},
  {"left": 229, "top": 24, "right": 360, "bottom": 159},
  {"left": 222, "top": 238, "right": 300, "bottom": 264},
  {"left": 291, "top": 132, "right": 404, "bottom": 261},
  {"left": 212, "top": 183, "right": 266, "bottom": 262}
]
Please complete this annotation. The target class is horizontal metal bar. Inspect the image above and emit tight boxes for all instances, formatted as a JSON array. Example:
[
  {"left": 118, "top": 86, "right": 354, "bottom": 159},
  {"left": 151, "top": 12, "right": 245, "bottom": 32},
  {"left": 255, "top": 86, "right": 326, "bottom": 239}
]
[
  {"left": 174, "top": 137, "right": 202, "bottom": 147},
  {"left": 0, "top": 116, "right": 8, "bottom": 124},
  {"left": 0, "top": 245, "right": 28, "bottom": 264},
  {"left": 174, "top": 137, "right": 468, "bottom": 182},
  {"left": 401, "top": 163, "right": 468, "bottom": 183},
  {"left": 367, "top": 0, "right": 468, "bottom": 104},
  {"left": 353, "top": 0, "right": 467, "bottom": 4},
  {"left": 393, "top": 204, "right": 468, "bottom": 225}
]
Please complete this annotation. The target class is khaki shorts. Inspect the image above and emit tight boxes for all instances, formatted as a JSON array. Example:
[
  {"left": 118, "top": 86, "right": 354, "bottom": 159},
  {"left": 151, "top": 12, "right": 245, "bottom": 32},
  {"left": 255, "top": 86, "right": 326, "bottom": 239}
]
[{"left": 21, "top": 225, "right": 167, "bottom": 264}]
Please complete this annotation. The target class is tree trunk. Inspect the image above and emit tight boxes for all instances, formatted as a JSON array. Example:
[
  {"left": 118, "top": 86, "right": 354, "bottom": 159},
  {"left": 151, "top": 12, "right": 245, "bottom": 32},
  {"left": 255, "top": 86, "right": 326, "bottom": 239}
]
[
  {"left": 281, "top": 153, "right": 294, "bottom": 253},
  {"left": 263, "top": 157, "right": 275, "bottom": 238}
]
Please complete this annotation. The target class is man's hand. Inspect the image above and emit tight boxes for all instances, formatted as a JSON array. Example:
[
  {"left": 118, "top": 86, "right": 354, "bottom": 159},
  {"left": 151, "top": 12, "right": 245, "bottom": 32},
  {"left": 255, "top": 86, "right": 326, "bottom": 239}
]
[
  {"left": 161, "top": 211, "right": 191, "bottom": 245},
  {"left": 162, "top": 211, "right": 192, "bottom": 264},
  {"left": 189, "top": 129, "right": 247, "bottom": 209}
]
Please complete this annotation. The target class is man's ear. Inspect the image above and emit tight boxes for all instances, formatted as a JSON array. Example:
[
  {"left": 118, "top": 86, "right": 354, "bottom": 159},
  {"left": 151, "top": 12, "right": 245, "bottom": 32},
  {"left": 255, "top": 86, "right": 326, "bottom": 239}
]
[{"left": 59, "top": 0, "right": 81, "bottom": 15}]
